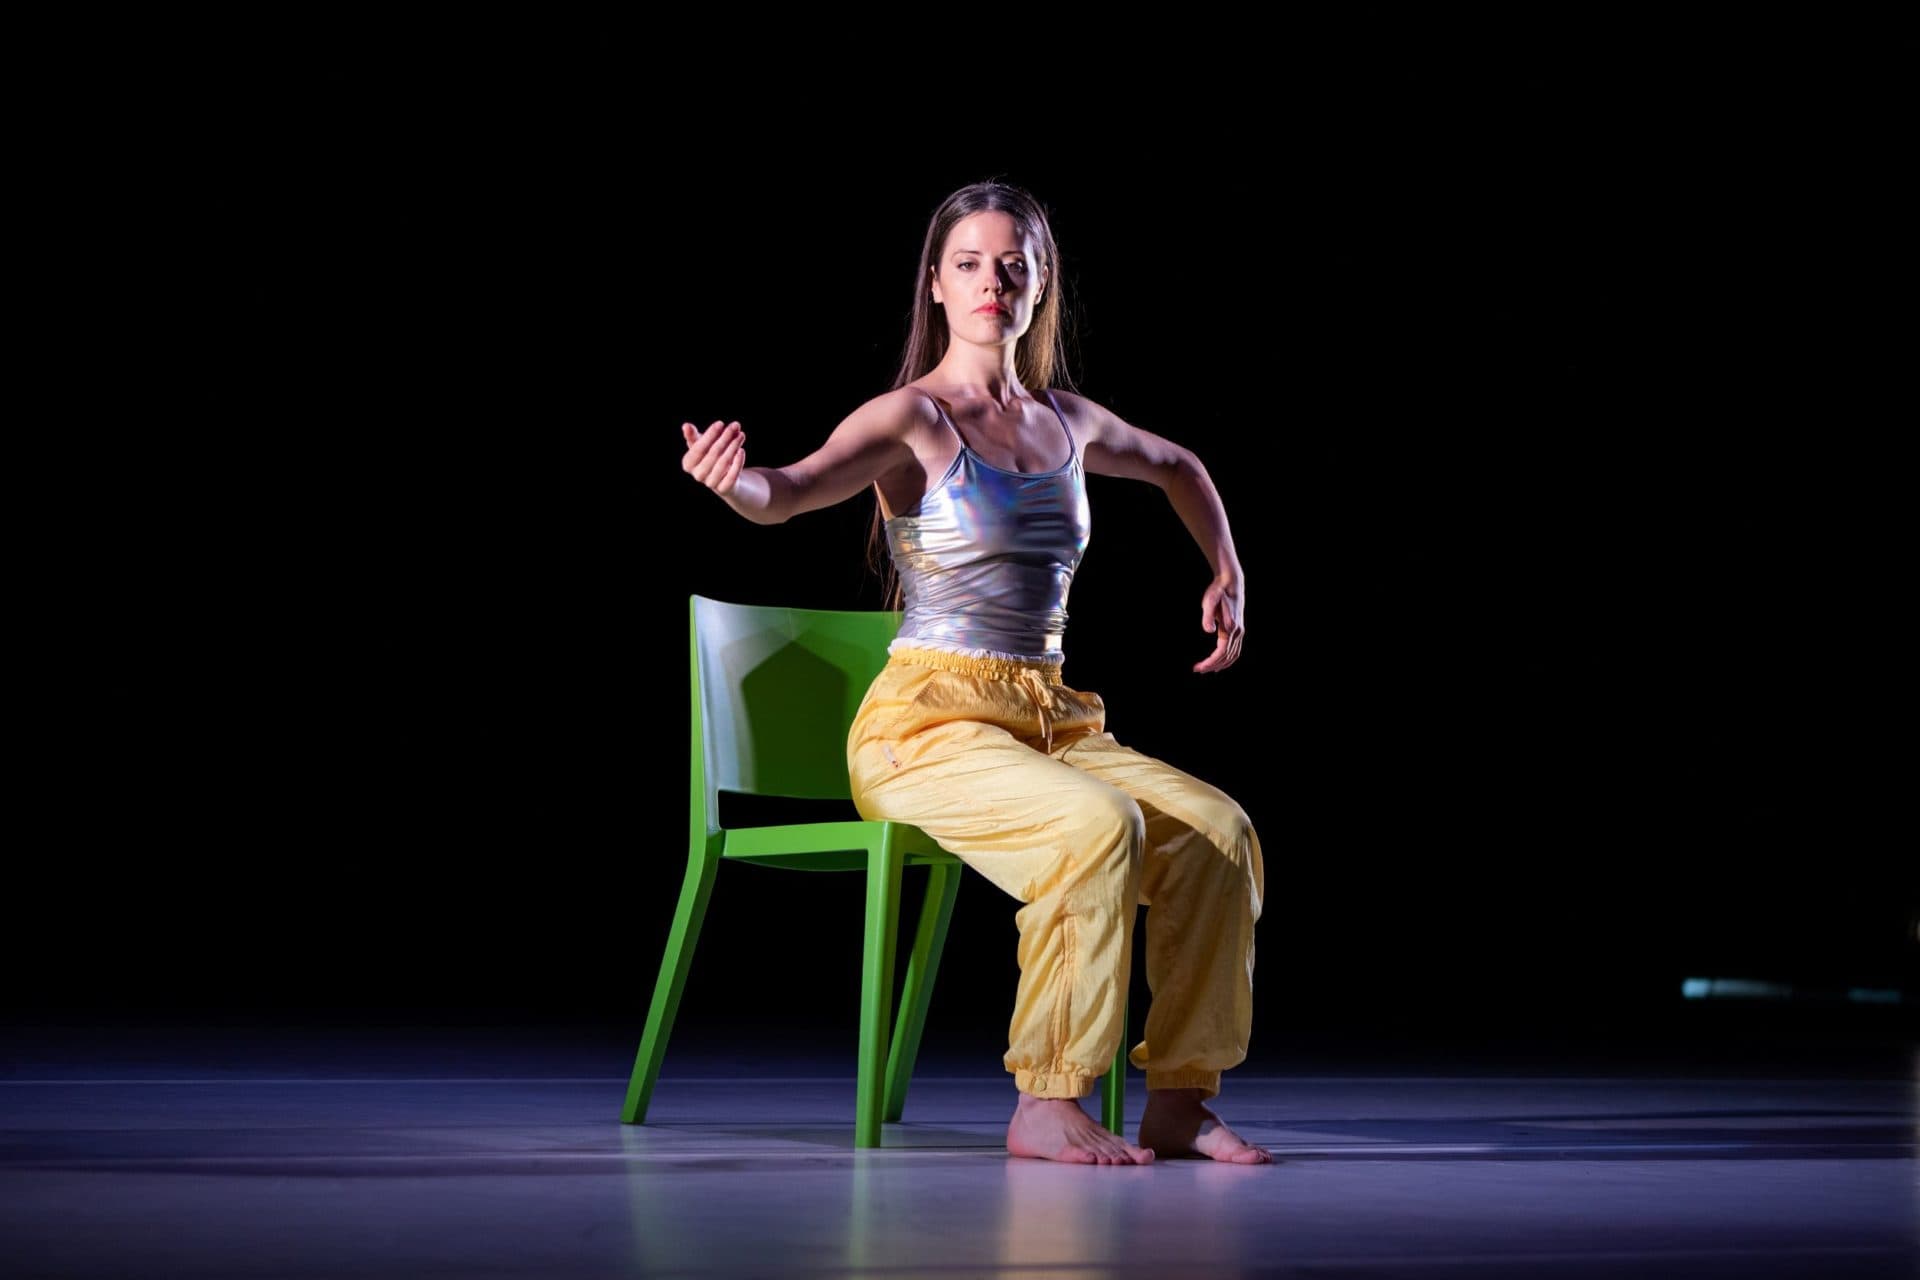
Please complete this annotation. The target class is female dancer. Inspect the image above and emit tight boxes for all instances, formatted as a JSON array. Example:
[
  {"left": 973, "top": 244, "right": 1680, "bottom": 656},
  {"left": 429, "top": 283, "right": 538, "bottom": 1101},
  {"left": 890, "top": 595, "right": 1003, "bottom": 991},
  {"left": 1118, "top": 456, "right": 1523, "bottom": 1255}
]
[{"left": 679, "top": 180, "right": 1268, "bottom": 1166}]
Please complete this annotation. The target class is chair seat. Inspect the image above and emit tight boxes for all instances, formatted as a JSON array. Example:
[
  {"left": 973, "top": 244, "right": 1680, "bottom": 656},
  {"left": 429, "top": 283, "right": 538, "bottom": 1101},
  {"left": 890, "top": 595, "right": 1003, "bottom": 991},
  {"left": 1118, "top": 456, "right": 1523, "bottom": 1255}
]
[{"left": 724, "top": 820, "right": 951, "bottom": 870}]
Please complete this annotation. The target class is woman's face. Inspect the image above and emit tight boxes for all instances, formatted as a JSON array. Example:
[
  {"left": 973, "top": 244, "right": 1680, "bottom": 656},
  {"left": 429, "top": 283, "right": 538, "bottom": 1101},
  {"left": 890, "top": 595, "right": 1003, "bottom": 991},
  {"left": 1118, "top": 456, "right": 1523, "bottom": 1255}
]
[{"left": 930, "top": 210, "right": 1046, "bottom": 338}]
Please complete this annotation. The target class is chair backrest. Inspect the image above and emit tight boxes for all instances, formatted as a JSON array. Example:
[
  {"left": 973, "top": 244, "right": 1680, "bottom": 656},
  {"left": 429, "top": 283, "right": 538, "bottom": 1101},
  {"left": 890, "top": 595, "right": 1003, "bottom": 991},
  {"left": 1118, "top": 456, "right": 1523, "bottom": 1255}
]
[{"left": 689, "top": 594, "right": 902, "bottom": 831}]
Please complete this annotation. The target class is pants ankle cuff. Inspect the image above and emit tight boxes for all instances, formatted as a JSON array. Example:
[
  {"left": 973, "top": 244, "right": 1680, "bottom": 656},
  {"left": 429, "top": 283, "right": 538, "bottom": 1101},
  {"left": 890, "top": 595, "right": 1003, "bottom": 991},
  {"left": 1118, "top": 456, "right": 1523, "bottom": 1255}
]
[
  {"left": 1014, "top": 1067, "right": 1096, "bottom": 1098},
  {"left": 1146, "top": 1068, "right": 1221, "bottom": 1099}
]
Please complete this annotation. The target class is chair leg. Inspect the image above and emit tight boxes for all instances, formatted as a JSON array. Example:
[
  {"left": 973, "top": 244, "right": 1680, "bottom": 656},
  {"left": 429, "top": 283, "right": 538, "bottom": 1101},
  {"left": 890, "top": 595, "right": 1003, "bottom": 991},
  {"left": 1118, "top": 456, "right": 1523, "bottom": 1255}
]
[
  {"left": 1102, "top": 999, "right": 1127, "bottom": 1136},
  {"left": 622, "top": 834, "right": 724, "bottom": 1124},
  {"left": 883, "top": 858, "right": 963, "bottom": 1123},
  {"left": 856, "top": 826, "right": 907, "bottom": 1148}
]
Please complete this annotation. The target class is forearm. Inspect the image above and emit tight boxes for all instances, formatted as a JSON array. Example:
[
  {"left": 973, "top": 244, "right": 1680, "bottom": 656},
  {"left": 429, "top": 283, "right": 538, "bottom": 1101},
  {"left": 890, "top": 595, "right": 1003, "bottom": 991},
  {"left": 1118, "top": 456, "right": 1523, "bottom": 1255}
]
[
  {"left": 1164, "top": 453, "right": 1242, "bottom": 581},
  {"left": 721, "top": 467, "right": 795, "bottom": 525}
]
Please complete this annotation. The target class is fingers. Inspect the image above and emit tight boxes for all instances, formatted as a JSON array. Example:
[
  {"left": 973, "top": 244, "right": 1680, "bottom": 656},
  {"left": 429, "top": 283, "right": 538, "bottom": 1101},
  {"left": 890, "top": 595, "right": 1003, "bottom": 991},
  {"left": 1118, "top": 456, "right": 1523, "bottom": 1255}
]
[
  {"left": 1194, "top": 610, "right": 1245, "bottom": 673},
  {"left": 681, "top": 420, "right": 740, "bottom": 466},
  {"left": 1194, "top": 642, "right": 1241, "bottom": 672},
  {"left": 718, "top": 437, "right": 746, "bottom": 494},
  {"left": 1195, "top": 581, "right": 1244, "bottom": 671},
  {"left": 681, "top": 420, "right": 745, "bottom": 492},
  {"left": 1192, "top": 628, "right": 1231, "bottom": 672}
]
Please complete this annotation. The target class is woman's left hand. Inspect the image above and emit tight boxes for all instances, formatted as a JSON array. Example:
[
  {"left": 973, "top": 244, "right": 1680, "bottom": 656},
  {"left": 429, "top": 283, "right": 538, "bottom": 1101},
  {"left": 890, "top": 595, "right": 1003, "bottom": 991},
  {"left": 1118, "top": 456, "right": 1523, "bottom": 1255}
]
[{"left": 1194, "top": 572, "right": 1245, "bottom": 673}]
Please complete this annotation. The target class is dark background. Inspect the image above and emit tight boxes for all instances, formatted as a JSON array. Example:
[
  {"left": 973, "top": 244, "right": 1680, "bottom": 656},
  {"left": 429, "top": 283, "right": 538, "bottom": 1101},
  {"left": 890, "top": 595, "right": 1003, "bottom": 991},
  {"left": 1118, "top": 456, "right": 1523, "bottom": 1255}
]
[{"left": 10, "top": 66, "right": 1909, "bottom": 1074}]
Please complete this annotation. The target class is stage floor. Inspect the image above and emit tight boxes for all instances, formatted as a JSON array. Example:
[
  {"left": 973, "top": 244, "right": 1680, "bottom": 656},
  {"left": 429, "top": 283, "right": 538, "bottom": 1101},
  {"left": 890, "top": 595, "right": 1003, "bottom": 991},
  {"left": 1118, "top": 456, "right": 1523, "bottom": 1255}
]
[{"left": 2, "top": 1024, "right": 1914, "bottom": 1278}]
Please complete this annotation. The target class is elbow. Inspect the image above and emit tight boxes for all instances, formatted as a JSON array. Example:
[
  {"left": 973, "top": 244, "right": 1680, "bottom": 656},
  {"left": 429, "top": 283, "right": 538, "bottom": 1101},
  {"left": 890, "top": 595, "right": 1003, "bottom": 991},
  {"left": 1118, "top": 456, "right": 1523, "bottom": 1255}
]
[
  {"left": 725, "top": 468, "right": 792, "bottom": 525},
  {"left": 761, "top": 469, "right": 797, "bottom": 524},
  {"left": 770, "top": 474, "right": 801, "bottom": 524},
  {"left": 1162, "top": 448, "right": 1203, "bottom": 488}
]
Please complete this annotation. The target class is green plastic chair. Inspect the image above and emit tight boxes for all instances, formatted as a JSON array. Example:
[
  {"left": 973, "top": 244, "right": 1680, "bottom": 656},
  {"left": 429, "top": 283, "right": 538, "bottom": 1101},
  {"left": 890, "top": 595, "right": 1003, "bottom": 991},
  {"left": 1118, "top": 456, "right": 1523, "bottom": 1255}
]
[{"left": 622, "top": 593, "right": 1129, "bottom": 1148}]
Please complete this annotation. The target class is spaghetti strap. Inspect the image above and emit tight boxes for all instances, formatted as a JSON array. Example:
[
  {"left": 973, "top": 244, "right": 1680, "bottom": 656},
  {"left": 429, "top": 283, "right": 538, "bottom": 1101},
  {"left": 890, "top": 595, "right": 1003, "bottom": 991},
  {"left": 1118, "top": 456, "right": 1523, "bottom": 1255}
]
[
  {"left": 1040, "top": 388, "right": 1077, "bottom": 463},
  {"left": 922, "top": 390, "right": 969, "bottom": 452}
]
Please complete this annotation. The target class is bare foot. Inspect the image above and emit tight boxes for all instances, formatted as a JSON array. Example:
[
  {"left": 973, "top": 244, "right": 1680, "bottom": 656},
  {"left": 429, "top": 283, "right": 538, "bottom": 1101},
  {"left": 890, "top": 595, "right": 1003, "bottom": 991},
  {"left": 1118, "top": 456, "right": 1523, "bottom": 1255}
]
[
  {"left": 1007, "top": 1093, "right": 1156, "bottom": 1164},
  {"left": 1137, "top": 1087, "right": 1273, "bottom": 1163}
]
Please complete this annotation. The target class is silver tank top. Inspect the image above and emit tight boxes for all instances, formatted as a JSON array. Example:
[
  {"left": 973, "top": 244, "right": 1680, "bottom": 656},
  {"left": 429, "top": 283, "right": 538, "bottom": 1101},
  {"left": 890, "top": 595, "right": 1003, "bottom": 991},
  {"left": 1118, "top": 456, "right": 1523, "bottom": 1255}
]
[{"left": 884, "top": 388, "right": 1092, "bottom": 663}]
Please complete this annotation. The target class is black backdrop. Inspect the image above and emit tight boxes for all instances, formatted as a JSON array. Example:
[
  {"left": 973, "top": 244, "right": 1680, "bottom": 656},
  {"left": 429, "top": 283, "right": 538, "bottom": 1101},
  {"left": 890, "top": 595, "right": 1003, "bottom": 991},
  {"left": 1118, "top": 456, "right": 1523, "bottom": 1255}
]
[{"left": 12, "top": 66, "right": 1909, "bottom": 1069}]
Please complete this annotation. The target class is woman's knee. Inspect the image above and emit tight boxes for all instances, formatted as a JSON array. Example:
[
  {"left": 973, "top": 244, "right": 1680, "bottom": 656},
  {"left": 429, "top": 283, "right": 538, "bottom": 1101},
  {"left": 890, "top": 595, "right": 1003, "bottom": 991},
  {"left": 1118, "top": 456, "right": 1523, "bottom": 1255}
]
[
  {"left": 1225, "top": 801, "right": 1263, "bottom": 918},
  {"left": 1078, "top": 790, "right": 1147, "bottom": 871},
  {"left": 1228, "top": 801, "right": 1258, "bottom": 857},
  {"left": 1177, "top": 788, "right": 1256, "bottom": 861},
  {"left": 1190, "top": 794, "right": 1261, "bottom": 904}
]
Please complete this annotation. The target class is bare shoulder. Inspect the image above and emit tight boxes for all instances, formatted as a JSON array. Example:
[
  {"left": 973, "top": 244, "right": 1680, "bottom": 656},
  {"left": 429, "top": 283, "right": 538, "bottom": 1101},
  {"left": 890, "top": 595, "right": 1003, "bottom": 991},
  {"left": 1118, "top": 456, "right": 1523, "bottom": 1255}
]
[
  {"left": 847, "top": 383, "right": 937, "bottom": 433},
  {"left": 1042, "top": 387, "right": 1102, "bottom": 440},
  {"left": 829, "top": 383, "right": 942, "bottom": 452},
  {"left": 1042, "top": 387, "right": 1192, "bottom": 486},
  {"left": 819, "top": 385, "right": 943, "bottom": 459},
  {"left": 896, "top": 379, "right": 966, "bottom": 435},
  {"left": 888, "top": 381, "right": 947, "bottom": 433},
  {"left": 774, "top": 385, "right": 934, "bottom": 522}
]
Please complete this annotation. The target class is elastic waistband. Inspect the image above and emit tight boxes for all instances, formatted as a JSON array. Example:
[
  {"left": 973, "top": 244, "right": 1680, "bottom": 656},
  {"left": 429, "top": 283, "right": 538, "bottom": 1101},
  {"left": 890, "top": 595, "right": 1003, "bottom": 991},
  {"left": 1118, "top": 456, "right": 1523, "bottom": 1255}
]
[{"left": 888, "top": 644, "right": 1064, "bottom": 684}]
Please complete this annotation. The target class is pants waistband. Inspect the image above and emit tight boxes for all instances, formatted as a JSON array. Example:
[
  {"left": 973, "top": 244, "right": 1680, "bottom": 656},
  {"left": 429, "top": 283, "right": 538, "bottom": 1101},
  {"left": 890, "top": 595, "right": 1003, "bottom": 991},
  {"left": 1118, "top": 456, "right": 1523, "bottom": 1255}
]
[
  {"left": 890, "top": 645, "right": 1066, "bottom": 753},
  {"left": 888, "top": 644, "right": 1065, "bottom": 685}
]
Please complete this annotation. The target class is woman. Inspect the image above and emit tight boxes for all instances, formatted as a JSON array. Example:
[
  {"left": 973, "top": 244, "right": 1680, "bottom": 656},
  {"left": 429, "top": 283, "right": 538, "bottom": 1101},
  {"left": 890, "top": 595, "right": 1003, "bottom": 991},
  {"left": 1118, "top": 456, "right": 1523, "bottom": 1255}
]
[{"left": 679, "top": 180, "right": 1268, "bottom": 1166}]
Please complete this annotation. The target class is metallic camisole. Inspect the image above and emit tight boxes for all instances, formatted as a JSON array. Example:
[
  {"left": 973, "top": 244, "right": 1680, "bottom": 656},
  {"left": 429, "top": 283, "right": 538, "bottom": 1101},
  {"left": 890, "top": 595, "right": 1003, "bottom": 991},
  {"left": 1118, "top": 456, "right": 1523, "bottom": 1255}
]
[{"left": 883, "top": 388, "right": 1092, "bottom": 664}]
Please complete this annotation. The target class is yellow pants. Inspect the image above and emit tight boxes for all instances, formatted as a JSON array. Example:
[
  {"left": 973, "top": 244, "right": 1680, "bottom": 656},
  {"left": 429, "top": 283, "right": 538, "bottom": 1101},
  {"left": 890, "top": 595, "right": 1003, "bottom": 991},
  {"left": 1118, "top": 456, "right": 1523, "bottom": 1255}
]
[{"left": 846, "top": 644, "right": 1264, "bottom": 1101}]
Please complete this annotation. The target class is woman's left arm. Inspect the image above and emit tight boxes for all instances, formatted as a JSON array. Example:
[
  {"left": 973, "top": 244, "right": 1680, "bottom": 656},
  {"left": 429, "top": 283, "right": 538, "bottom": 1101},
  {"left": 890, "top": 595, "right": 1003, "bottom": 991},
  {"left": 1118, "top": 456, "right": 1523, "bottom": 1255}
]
[
  {"left": 1163, "top": 456, "right": 1244, "bottom": 673},
  {"left": 1058, "top": 391, "right": 1245, "bottom": 673}
]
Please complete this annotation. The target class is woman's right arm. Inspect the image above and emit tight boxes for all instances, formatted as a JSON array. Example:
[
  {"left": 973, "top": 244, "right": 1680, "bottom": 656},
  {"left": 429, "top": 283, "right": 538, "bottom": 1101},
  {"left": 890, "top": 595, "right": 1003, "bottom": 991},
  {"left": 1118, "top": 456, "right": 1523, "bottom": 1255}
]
[{"left": 680, "top": 388, "right": 922, "bottom": 525}]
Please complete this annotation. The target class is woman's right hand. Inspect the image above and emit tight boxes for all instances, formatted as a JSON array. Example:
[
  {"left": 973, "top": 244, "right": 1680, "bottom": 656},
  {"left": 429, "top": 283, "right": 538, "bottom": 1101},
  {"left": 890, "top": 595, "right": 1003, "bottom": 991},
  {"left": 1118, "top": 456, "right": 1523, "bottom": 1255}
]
[{"left": 681, "top": 420, "right": 746, "bottom": 496}]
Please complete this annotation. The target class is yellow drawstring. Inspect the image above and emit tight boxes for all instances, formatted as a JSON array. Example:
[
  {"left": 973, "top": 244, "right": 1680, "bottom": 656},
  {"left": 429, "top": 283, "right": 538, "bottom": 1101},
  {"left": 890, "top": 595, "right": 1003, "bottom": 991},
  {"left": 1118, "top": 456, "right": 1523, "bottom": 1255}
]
[{"left": 1015, "top": 666, "right": 1057, "bottom": 755}]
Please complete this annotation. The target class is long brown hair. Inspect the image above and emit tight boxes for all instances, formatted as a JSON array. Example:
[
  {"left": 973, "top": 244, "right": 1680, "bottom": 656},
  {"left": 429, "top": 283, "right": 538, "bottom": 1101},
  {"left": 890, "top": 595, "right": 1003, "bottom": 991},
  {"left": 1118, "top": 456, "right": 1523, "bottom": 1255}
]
[{"left": 866, "top": 178, "right": 1080, "bottom": 611}]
